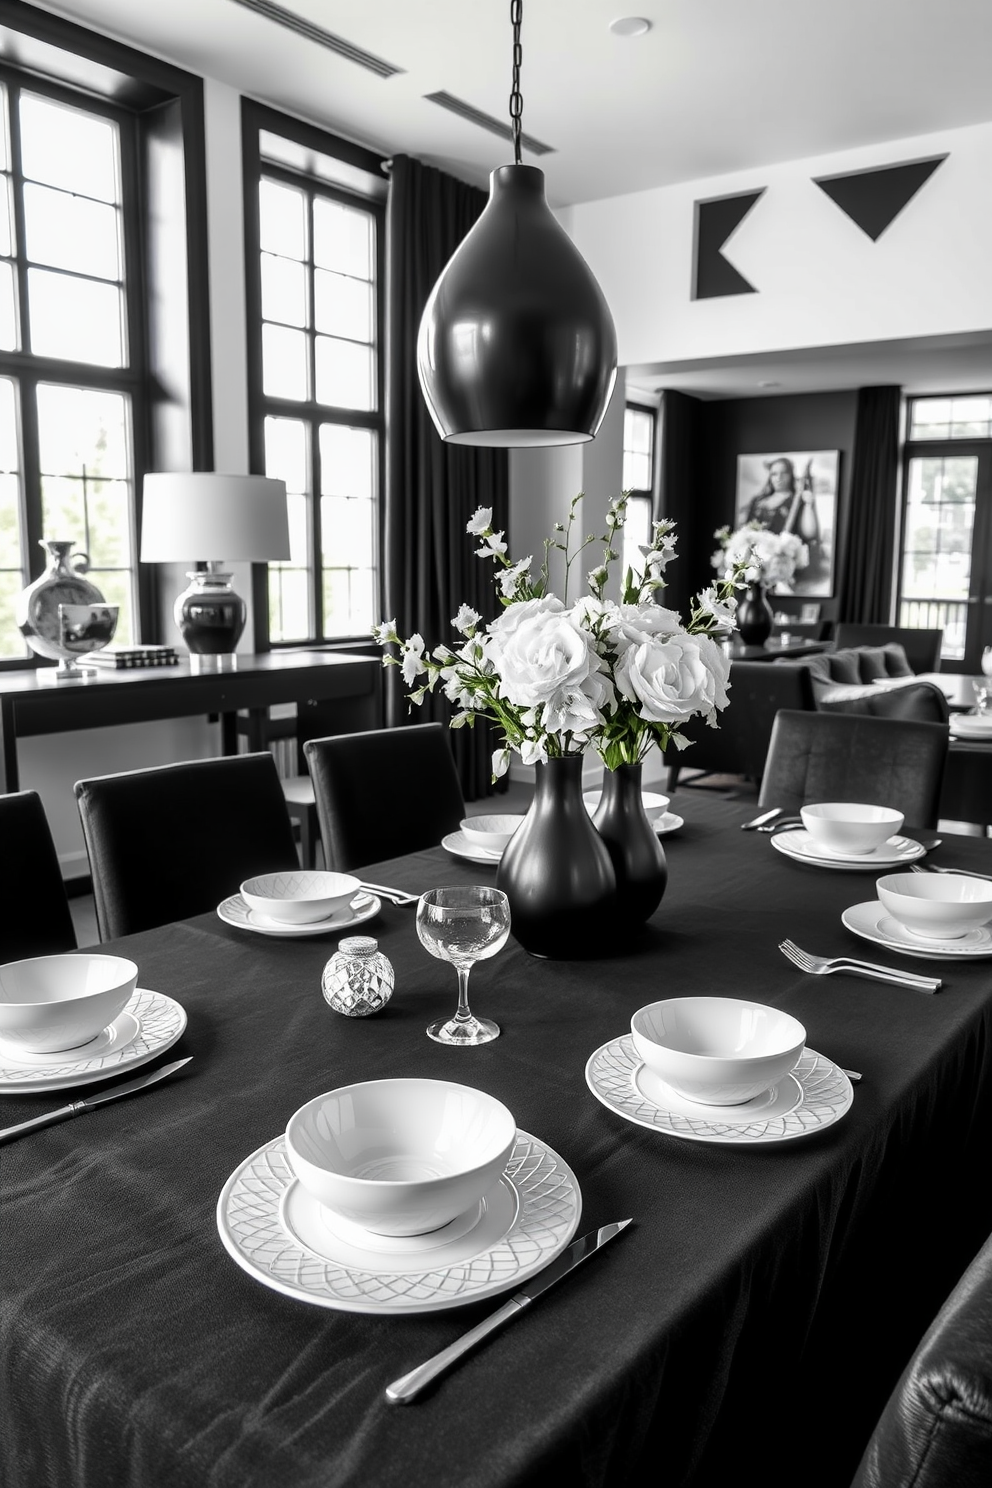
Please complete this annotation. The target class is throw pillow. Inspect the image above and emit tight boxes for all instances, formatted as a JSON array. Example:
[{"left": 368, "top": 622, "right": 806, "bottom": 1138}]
[
  {"left": 857, "top": 647, "right": 890, "bottom": 682},
  {"left": 882, "top": 642, "right": 914, "bottom": 677},
  {"left": 828, "top": 649, "right": 863, "bottom": 684}
]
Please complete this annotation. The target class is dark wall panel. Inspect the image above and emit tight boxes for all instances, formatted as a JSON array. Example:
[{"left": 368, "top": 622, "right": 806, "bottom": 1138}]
[{"left": 692, "top": 390, "right": 859, "bottom": 620}]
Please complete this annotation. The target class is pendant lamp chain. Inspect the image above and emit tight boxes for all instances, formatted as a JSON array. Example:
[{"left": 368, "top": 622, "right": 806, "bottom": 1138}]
[{"left": 509, "top": 0, "right": 524, "bottom": 166}]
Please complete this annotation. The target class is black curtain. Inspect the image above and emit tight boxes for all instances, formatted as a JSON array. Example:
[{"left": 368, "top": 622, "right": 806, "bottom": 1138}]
[
  {"left": 657, "top": 390, "right": 708, "bottom": 619},
  {"left": 384, "top": 154, "right": 509, "bottom": 801},
  {"left": 838, "top": 386, "right": 901, "bottom": 623}
]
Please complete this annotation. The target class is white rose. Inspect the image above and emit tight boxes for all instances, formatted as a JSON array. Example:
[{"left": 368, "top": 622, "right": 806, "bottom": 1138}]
[
  {"left": 607, "top": 602, "right": 684, "bottom": 649},
  {"left": 492, "top": 603, "right": 612, "bottom": 738},
  {"left": 615, "top": 631, "right": 731, "bottom": 727}
]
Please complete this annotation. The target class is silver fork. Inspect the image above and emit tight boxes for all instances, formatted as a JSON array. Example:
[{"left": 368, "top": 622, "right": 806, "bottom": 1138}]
[
  {"left": 779, "top": 939, "right": 941, "bottom": 993},
  {"left": 356, "top": 881, "right": 420, "bottom": 906},
  {"left": 911, "top": 863, "right": 992, "bottom": 882}
]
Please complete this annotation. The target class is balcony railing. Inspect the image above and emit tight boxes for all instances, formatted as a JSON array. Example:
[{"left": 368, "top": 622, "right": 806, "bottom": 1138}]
[{"left": 898, "top": 598, "right": 967, "bottom": 661}]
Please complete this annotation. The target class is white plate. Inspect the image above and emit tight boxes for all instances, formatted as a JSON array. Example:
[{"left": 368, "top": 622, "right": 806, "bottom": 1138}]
[
  {"left": 655, "top": 812, "right": 684, "bottom": 837},
  {"left": 842, "top": 900, "right": 992, "bottom": 959},
  {"left": 441, "top": 831, "right": 504, "bottom": 864},
  {"left": 216, "top": 1128, "right": 581, "bottom": 1314},
  {"left": 950, "top": 714, "right": 992, "bottom": 739},
  {"left": 217, "top": 891, "right": 380, "bottom": 937},
  {"left": 771, "top": 829, "right": 926, "bottom": 870},
  {"left": 585, "top": 1035, "right": 852, "bottom": 1144},
  {"left": 0, "top": 990, "right": 186, "bottom": 1094}
]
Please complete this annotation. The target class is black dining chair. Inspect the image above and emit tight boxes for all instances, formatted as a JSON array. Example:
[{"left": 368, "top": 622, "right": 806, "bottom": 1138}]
[
  {"left": 757, "top": 710, "right": 948, "bottom": 828},
  {"left": 0, "top": 790, "right": 77, "bottom": 962},
  {"left": 74, "top": 753, "right": 300, "bottom": 940},
  {"left": 850, "top": 1229, "right": 992, "bottom": 1488},
  {"left": 304, "top": 722, "right": 466, "bottom": 872}
]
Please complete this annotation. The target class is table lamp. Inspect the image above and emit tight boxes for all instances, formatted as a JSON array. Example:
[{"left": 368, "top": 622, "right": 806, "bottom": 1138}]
[{"left": 140, "top": 474, "right": 290, "bottom": 656}]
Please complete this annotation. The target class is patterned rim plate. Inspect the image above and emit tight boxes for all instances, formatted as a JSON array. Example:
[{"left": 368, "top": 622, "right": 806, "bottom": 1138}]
[
  {"left": 441, "top": 831, "right": 503, "bottom": 865},
  {"left": 0, "top": 989, "right": 186, "bottom": 1094},
  {"left": 216, "top": 1129, "right": 581, "bottom": 1314},
  {"left": 771, "top": 830, "right": 925, "bottom": 870},
  {"left": 217, "top": 892, "right": 381, "bottom": 937},
  {"left": 585, "top": 1035, "right": 852, "bottom": 1144},
  {"left": 842, "top": 900, "right": 992, "bottom": 959}
]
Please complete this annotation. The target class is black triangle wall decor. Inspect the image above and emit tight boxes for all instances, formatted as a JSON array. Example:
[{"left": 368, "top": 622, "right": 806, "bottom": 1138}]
[
  {"left": 693, "top": 190, "right": 765, "bottom": 299},
  {"left": 814, "top": 156, "right": 947, "bottom": 242}
]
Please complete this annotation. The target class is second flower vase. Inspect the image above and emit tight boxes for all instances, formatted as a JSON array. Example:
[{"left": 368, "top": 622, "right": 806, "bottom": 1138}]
[
  {"left": 497, "top": 756, "right": 616, "bottom": 959},
  {"left": 736, "top": 582, "right": 774, "bottom": 647},
  {"left": 592, "top": 762, "right": 667, "bottom": 927}
]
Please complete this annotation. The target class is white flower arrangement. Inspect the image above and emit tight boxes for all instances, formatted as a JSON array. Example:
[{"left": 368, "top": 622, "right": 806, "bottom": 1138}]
[
  {"left": 375, "top": 495, "right": 751, "bottom": 778},
  {"left": 712, "top": 522, "right": 809, "bottom": 592}
]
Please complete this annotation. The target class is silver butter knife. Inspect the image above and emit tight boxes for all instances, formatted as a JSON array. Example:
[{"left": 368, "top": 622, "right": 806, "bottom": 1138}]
[
  {"left": 385, "top": 1218, "right": 632, "bottom": 1405},
  {"left": 356, "top": 881, "right": 420, "bottom": 905},
  {"left": 742, "top": 808, "right": 781, "bottom": 830},
  {"left": 0, "top": 1057, "right": 192, "bottom": 1146}
]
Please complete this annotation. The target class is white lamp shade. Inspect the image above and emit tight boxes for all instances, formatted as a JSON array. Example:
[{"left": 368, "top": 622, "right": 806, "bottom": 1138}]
[{"left": 140, "top": 474, "right": 291, "bottom": 563}]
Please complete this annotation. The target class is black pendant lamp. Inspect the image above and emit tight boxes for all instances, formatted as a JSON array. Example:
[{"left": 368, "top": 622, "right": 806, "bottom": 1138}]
[{"left": 417, "top": 0, "right": 618, "bottom": 447}]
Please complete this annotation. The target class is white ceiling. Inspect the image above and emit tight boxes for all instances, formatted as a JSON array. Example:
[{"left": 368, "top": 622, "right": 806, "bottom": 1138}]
[
  {"left": 34, "top": 0, "right": 992, "bottom": 206},
  {"left": 26, "top": 0, "right": 992, "bottom": 398}
]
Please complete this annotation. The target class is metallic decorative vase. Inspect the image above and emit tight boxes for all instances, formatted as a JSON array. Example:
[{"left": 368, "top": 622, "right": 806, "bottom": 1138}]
[
  {"left": 736, "top": 582, "right": 774, "bottom": 647},
  {"left": 496, "top": 756, "right": 616, "bottom": 958},
  {"left": 16, "top": 541, "right": 106, "bottom": 662},
  {"left": 174, "top": 569, "right": 247, "bottom": 655},
  {"left": 52, "top": 603, "right": 119, "bottom": 680},
  {"left": 592, "top": 762, "right": 668, "bottom": 927}
]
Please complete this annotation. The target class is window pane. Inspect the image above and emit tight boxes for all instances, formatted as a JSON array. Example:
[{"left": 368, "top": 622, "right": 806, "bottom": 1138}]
[
  {"left": 24, "top": 183, "right": 121, "bottom": 280},
  {"left": 0, "top": 378, "right": 24, "bottom": 652},
  {"left": 264, "top": 416, "right": 308, "bottom": 494},
  {"left": 909, "top": 398, "right": 951, "bottom": 440},
  {"left": 950, "top": 395, "right": 992, "bottom": 439},
  {"left": 313, "top": 197, "right": 371, "bottom": 277},
  {"left": 0, "top": 85, "right": 8, "bottom": 172},
  {"left": 0, "top": 259, "right": 15, "bottom": 351},
  {"left": 28, "top": 269, "right": 123, "bottom": 365},
  {"left": 20, "top": 94, "right": 118, "bottom": 203},
  {"left": 319, "top": 424, "right": 374, "bottom": 500},
  {"left": 35, "top": 384, "right": 135, "bottom": 641},
  {"left": 259, "top": 179, "right": 306, "bottom": 260},
  {"left": 900, "top": 455, "right": 977, "bottom": 606},
  {"left": 622, "top": 495, "right": 652, "bottom": 578},
  {"left": 623, "top": 407, "right": 654, "bottom": 491},
  {"left": 321, "top": 494, "right": 374, "bottom": 568},
  {"left": 314, "top": 270, "right": 371, "bottom": 342},
  {"left": 315, "top": 336, "right": 373, "bottom": 410},
  {"left": 261, "top": 253, "right": 307, "bottom": 328},
  {"left": 0, "top": 175, "right": 12, "bottom": 257},
  {"left": 269, "top": 563, "right": 311, "bottom": 642},
  {"left": 262, "top": 323, "right": 308, "bottom": 401}
]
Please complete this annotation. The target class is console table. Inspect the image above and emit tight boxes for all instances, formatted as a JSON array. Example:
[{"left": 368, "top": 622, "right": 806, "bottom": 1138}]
[{"left": 0, "top": 650, "right": 382, "bottom": 794}]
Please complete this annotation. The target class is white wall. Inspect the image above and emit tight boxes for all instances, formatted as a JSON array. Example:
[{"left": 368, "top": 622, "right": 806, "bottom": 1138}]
[
  {"left": 26, "top": 77, "right": 249, "bottom": 877},
  {"left": 562, "top": 120, "right": 992, "bottom": 368}
]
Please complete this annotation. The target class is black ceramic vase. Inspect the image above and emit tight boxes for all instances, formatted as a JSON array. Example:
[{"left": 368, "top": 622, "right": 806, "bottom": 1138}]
[
  {"left": 736, "top": 582, "right": 774, "bottom": 646},
  {"left": 496, "top": 755, "right": 616, "bottom": 958},
  {"left": 592, "top": 762, "right": 667, "bottom": 927}
]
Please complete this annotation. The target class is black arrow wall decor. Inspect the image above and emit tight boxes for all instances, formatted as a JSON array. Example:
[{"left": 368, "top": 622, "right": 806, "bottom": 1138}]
[
  {"left": 813, "top": 156, "right": 947, "bottom": 241},
  {"left": 693, "top": 190, "right": 765, "bottom": 299}
]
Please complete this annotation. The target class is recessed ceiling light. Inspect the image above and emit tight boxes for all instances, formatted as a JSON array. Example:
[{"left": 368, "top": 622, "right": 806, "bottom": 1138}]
[{"left": 609, "top": 17, "right": 652, "bottom": 38}]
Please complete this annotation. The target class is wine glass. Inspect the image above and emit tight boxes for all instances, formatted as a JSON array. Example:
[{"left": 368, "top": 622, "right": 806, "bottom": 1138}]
[{"left": 416, "top": 886, "right": 510, "bottom": 1046}]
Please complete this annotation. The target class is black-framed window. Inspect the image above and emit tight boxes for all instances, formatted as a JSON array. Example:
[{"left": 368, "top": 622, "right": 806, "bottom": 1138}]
[
  {"left": 0, "top": 1, "right": 211, "bottom": 666},
  {"left": 242, "top": 101, "right": 385, "bottom": 649},
  {"left": 621, "top": 402, "right": 656, "bottom": 576},
  {"left": 897, "top": 393, "right": 992, "bottom": 669}
]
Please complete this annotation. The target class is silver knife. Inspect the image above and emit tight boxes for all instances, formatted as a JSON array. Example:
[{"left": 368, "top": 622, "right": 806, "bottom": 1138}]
[
  {"left": 384, "top": 1218, "right": 632, "bottom": 1405},
  {"left": 0, "top": 1057, "right": 192, "bottom": 1146},
  {"left": 742, "top": 808, "right": 781, "bottom": 830}
]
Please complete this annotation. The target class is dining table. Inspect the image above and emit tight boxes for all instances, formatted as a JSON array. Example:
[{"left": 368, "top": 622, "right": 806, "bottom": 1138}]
[{"left": 5, "top": 790, "right": 992, "bottom": 1488}]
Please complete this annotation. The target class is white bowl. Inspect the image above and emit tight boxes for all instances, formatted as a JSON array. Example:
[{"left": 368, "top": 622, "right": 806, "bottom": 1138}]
[
  {"left": 285, "top": 1078, "right": 517, "bottom": 1237},
  {"left": 240, "top": 870, "right": 361, "bottom": 925},
  {"left": 583, "top": 790, "right": 670, "bottom": 824},
  {"left": 630, "top": 996, "right": 806, "bottom": 1107},
  {"left": 800, "top": 803, "right": 904, "bottom": 856},
  {"left": 0, "top": 953, "right": 139, "bottom": 1054},
  {"left": 876, "top": 873, "right": 992, "bottom": 940},
  {"left": 459, "top": 815, "right": 525, "bottom": 853}
]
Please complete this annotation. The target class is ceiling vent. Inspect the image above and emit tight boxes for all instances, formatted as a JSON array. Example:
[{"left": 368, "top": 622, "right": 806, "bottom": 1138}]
[
  {"left": 229, "top": 0, "right": 403, "bottom": 78},
  {"left": 424, "top": 91, "right": 554, "bottom": 155}
]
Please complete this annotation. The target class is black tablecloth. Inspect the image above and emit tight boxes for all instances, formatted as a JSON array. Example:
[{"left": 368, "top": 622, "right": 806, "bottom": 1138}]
[{"left": 5, "top": 793, "right": 992, "bottom": 1488}]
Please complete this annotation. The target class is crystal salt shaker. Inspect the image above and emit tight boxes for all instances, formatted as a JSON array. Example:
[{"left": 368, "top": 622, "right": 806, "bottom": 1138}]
[{"left": 322, "top": 936, "right": 394, "bottom": 1017}]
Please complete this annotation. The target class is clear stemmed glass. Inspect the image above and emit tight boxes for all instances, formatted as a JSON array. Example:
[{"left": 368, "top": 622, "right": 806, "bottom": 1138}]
[{"left": 416, "top": 886, "right": 510, "bottom": 1046}]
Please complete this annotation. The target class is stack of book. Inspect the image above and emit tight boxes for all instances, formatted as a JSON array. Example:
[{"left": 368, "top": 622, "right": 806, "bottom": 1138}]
[{"left": 88, "top": 644, "right": 180, "bottom": 669}]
